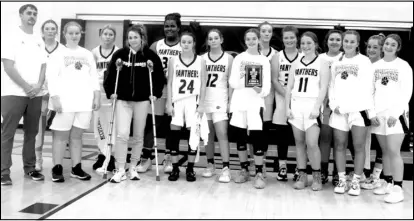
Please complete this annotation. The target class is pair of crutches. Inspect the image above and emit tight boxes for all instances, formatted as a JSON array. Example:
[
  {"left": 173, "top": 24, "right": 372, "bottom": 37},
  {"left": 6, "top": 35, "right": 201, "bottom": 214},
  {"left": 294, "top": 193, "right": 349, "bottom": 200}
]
[{"left": 101, "top": 59, "right": 160, "bottom": 181}]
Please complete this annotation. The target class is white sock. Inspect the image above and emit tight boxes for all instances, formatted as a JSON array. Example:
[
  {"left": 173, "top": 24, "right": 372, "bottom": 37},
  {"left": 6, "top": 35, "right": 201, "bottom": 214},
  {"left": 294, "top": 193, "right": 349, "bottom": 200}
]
[
  {"left": 353, "top": 173, "right": 361, "bottom": 181},
  {"left": 338, "top": 172, "right": 346, "bottom": 180},
  {"left": 279, "top": 160, "right": 287, "bottom": 168},
  {"left": 373, "top": 168, "right": 382, "bottom": 179}
]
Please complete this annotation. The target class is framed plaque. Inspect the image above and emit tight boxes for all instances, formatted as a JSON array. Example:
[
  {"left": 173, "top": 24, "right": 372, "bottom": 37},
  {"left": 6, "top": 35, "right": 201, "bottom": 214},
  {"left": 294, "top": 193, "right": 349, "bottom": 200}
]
[{"left": 245, "top": 65, "right": 262, "bottom": 87}]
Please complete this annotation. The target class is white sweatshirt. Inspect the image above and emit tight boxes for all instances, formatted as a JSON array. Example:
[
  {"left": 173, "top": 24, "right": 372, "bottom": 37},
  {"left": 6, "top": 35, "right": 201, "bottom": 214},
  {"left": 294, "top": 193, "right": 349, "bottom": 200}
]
[
  {"left": 372, "top": 57, "right": 413, "bottom": 118},
  {"left": 47, "top": 46, "right": 100, "bottom": 112},
  {"left": 329, "top": 53, "right": 375, "bottom": 117},
  {"left": 229, "top": 51, "right": 271, "bottom": 112}
]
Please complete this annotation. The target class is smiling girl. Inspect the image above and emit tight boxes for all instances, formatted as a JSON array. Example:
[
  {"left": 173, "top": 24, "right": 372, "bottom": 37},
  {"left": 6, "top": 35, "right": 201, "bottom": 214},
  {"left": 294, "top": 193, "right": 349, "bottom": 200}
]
[
  {"left": 229, "top": 28, "right": 271, "bottom": 189},
  {"left": 166, "top": 31, "right": 207, "bottom": 182},
  {"left": 285, "top": 31, "right": 330, "bottom": 191},
  {"left": 329, "top": 30, "right": 376, "bottom": 196},
  {"left": 91, "top": 25, "right": 119, "bottom": 173},
  {"left": 47, "top": 21, "right": 101, "bottom": 182},
  {"left": 370, "top": 34, "right": 412, "bottom": 203}
]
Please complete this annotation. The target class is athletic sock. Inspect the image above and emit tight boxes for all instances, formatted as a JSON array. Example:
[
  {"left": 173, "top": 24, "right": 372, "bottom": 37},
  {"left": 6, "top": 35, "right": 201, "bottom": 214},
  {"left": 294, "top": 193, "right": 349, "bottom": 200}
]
[
  {"left": 394, "top": 181, "right": 403, "bottom": 188},
  {"left": 255, "top": 165, "right": 263, "bottom": 174},
  {"left": 372, "top": 167, "right": 382, "bottom": 179},
  {"left": 207, "top": 158, "right": 214, "bottom": 165},
  {"left": 223, "top": 161, "right": 230, "bottom": 169},
  {"left": 384, "top": 175, "right": 393, "bottom": 184}
]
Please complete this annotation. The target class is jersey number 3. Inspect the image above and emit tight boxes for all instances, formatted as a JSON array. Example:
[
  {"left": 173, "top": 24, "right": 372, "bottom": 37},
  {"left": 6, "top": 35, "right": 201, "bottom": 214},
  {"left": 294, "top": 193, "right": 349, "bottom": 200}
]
[{"left": 179, "top": 79, "right": 195, "bottom": 94}]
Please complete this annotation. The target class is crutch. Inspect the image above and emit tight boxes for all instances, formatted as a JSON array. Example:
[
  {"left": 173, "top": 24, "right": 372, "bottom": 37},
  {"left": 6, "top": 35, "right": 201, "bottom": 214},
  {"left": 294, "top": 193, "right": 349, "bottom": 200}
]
[
  {"left": 147, "top": 60, "right": 160, "bottom": 181},
  {"left": 102, "top": 58, "right": 123, "bottom": 179}
]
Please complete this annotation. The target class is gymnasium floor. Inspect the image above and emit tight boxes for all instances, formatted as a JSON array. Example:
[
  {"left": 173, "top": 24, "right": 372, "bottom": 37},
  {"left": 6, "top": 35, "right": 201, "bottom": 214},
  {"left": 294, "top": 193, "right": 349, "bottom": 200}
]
[{"left": 1, "top": 129, "right": 413, "bottom": 219}]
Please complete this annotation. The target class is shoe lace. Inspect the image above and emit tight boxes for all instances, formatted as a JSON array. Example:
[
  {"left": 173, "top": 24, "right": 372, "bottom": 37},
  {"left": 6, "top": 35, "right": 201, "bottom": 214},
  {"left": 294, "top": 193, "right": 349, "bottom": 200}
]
[
  {"left": 313, "top": 172, "right": 322, "bottom": 183},
  {"left": 298, "top": 172, "right": 307, "bottom": 182},
  {"left": 350, "top": 180, "right": 359, "bottom": 190},
  {"left": 336, "top": 179, "right": 346, "bottom": 188},
  {"left": 279, "top": 167, "right": 287, "bottom": 175}
]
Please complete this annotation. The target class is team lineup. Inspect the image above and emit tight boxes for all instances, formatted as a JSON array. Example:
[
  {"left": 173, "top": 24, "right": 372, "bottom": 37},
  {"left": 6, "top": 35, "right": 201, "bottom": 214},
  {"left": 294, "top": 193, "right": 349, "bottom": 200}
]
[{"left": 1, "top": 4, "right": 412, "bottom": 208}]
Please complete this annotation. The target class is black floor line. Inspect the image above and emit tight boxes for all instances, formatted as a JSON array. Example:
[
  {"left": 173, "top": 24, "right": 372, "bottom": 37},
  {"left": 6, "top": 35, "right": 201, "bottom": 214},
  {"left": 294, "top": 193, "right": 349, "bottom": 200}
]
[{"left": 38, "top": 179, "right": 109, "bottom": 220}]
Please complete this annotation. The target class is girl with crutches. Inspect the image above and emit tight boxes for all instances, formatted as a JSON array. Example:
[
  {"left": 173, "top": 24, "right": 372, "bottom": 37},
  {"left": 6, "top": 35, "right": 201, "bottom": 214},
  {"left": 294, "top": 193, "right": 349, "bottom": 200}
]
[{"left": 104, "top": 24, "right": 164, "bottom": 183}]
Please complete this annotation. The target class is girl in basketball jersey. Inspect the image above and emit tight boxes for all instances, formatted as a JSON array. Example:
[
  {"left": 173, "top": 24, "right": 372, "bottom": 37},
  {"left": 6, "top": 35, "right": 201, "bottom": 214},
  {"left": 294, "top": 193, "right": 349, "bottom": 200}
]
[
  {"left": 200, "top": 29, "right": 233, "bottom": 182},
  {"left": 104, "top": 24, "right": 164, "bottom": 183},
  {"left": 34, "top": 19, "right": 65, "bottom": 172},
  {"left": 47, "top": 21, "right": 101, "bottom": 182},
  {"left": 360, "top": 34, "right": 386, "bottom": 190},
  {"left": 166, "top": 32, "right": 207, "bottom": 182},
  {"left": 139, "top": 13, "right": 182, "bottom": 174},
  {"left": 271, "top": 25, "right": 301, "bottom": 181},
  {"left": 329, "top": 30, "right": 375, "bottom": 196},
  {"left": 91, "top": 25, "right": 119, "bottom": 173},
  {"left": 285, "top": 31, "right": 330, "bottom": 191},
  {"left": 370, "top": 34, "right": 412, "bottom": 203},
  {"left": 229, "top": 28, "right": 271, "bottom": 189},
  {"left": 319, "top": 29, "right": 343, "bottom": 185},
  {"left": 245, "top": 22, "right": 278, "bottom": 177}
]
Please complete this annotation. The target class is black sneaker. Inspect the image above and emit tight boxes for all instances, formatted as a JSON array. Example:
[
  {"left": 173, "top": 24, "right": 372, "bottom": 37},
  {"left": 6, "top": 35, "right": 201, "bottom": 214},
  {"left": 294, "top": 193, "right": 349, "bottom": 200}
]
[
  {"left": 276, "top": 166, "right": 288, "bottom": 181},
  {"left": 168, "top": 168, "right": 180, "bottom": 181},
  {"left": 92, "top": 154, "right": 106, "bottom": 170},
  {"left": 27, "top": 171, "right": 45, "bottom": 181},
  {"left": 186, "top": 170, "right": 196, "bottom": 182},
  {"left": 332, "top": 173, "right": 339, "bottom": 186},
  {"left": 71, "top": 163, "right": 91, "bottom": 180},
  {"left": 321, "top": 170, "right": 329, "bottom": 184},
  {"left": 1, "top": 174, "right": 12, "bottom": 185},
  {"left": 52, "top": 164, "right": 65, "bottom": 182},
  {"left": 107, "top": 155, "right": 116, "bottom": 172},
  {"left": 293, "top": 168, "right": 300, "bottom": 182}
]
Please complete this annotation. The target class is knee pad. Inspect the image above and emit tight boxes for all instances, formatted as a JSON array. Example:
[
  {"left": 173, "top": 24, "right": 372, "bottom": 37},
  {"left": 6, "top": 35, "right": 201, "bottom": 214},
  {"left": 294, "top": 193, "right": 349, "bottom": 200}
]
[
  {"left": 235, "top": 127, "right": 248, "bottom": 150},
  {"left": 250, "top": 130, "right": 266, "bottom": 156},
  {"left": 187, "top": 145, "right": 197, "bottom": 156},
  {"left": 167, "top": 130, "right": 181, "bottom": 156}
]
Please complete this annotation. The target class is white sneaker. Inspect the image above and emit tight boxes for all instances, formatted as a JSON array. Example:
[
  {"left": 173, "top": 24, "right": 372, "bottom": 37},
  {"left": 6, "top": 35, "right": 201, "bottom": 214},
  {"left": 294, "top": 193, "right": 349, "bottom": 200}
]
[
  {"left": 129, "top": 166, "right": 140, "bottom": 180},
  {"left": 253, "top": 173, "right": 266, "bottom": 189},
  {"left": 361, "top": 174, "right": 382, "bottom": 190},
  {"left": 384, "top": 185, "right": 404, "bottom": 204},
  {"left": 137, "top": 158, "right": 152, "bottom": 173},
  {"left": 348, "top": 179, "right": 361, "bottom": 196},
  {"left": 374, "top": 182, "right": 393, "bottom": 195},
  {"left": 202, "top": 163, "right": 215, "bottom": 178},
  {"left": 218, "top": 167, "right": 231, "bottom": 183},
  {"left": 35, "top": 159, "right": 43, "bottom": 172},
  {"left": 163, "top": 155, "right": 173, "bottom": 173},
  {"left": 334, "top": 178, "right": 348, "bottom": 194},
  {"left": 110, "top": 168, "right": 127, "bottom": 183},
  {"left": 347, "top": 171, "right": 366, "bottom": 183}
]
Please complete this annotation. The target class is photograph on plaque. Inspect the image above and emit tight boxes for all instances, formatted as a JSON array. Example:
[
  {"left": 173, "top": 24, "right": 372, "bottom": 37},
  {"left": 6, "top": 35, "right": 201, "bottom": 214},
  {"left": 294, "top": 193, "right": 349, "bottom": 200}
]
[{"left": 245, "top": 65, "right": 262, "bottom": 87}]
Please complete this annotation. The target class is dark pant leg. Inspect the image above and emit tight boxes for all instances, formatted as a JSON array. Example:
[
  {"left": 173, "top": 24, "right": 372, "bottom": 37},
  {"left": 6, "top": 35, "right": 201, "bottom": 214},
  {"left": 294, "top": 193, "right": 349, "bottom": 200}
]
[
  {"left": 1, "top": 96, "right": 28, "bottom": 175},
  {"left": 22, "top": 96, "right": 42, "bottom": 174}
]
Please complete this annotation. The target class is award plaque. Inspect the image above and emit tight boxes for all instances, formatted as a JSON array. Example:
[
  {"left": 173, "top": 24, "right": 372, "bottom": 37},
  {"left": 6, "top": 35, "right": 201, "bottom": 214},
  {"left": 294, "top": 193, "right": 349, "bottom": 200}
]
[{"left": 245, "top": 65, "right": 262, "bottom": 87}]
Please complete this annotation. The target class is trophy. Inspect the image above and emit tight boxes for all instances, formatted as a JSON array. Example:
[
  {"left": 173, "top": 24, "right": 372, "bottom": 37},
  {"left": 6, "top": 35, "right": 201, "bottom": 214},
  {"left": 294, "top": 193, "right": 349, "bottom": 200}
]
[{"left": 245, "top": 65, "right": 262, "bottom": 88}]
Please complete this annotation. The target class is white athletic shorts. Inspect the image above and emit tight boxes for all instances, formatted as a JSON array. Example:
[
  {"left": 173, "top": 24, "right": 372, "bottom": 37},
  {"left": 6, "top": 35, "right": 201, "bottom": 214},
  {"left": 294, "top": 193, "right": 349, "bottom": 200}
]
[
  {"left": 171, "top": 96, "right": 198, "bottom": 127},
  {"left": 329, "top": 110, "right": 370, "bottom": 132},
  {"left": 230, "top": 108, "right": 263, "bottom": 131},
  {"left": 50, "top": 111, "right": 92, "bottom": 131},
  {"left": 288, "top": 97, "right": 321, "bottom": 132},
  {"left": 371, "top": 110, "right": 409, "bottom": 135},
  {"left": 272, "top": 91, "right": 288, "bottom": 125},
  {"left": 206, "top": 112, "right": 228, "bottom": 124}
]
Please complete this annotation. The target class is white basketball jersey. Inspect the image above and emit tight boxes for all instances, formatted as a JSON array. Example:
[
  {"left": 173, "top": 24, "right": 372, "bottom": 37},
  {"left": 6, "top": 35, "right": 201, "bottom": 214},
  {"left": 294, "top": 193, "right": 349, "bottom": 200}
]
[
  {"left": 202, "top": 52, "right": 230, "bottom": 113},
  {"left": 319, "top": 52, "right": 342, "bottom": 72},
  {"left": 44, "top": 43, "right": 65, "bottom": 94},
  {"left": 278, "top": 50, "right": 302, "bottom": 87},
  {"left": 172, "top": 55, "right": 202, "bottom": 102},
  {"left": 91, "top": 45, "right": 119, "bottom": 104},
  {"left": 292, "top": 55, "right": 322, "bottom": 98},
  {"left": 156, "top": 39, "right": 182, "bottom": 77},
  {"left": 260, "top": 47, "right": 277, "bottom": 61}
]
